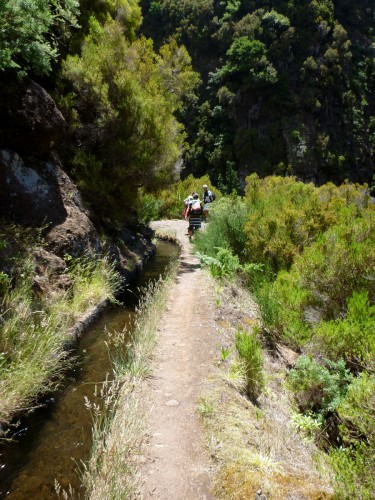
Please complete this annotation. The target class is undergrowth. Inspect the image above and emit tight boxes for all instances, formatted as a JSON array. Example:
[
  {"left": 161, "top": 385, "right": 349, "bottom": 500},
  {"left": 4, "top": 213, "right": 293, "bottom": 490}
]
[{"left": 0, "top": 225, "right": 121, "bottom": 432}]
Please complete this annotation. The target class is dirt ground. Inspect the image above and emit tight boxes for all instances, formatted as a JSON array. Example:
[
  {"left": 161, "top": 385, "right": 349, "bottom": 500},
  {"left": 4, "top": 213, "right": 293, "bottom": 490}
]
[{"left": 141, "top": 220, "right": 217, "bottom": 499}]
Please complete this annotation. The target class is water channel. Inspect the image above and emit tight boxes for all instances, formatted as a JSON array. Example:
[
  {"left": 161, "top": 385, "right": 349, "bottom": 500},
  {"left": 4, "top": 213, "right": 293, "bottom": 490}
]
[{"left": 0, "top": 240, "right": 180, "bottom": 499}]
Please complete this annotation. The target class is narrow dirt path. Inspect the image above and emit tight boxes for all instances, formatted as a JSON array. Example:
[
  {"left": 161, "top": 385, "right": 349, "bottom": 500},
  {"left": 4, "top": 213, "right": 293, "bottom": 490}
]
[{"left": 141, "top": 220, "right": 217, "bottom": 499}]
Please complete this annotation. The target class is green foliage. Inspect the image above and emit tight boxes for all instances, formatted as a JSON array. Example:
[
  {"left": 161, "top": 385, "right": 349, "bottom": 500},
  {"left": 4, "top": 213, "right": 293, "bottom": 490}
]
[
  {"left": 332, "top": 373, "right": 375, "bottom": 496},
  {"left": 142, "top": 0, "right": 374, "bottom": 185},
  {"left": 213, "top": 37, "right": 278, "bottom": 88},
  {"left": 243, "top": 174, "right": 338, "bottom": 271},
  {"left": 287, "top": 356, "right": 353, "bottom": 415},
  {"left": 63, "top": 23, "right": 199, "bottom": 220},
  {"left": 337, "top": 372, "right": 375, "bottom": 447},
  {"left": 0, "top": 0, "right": 79, "bottom": 76},
  {"left": 273, "top": 204, "right": 375, "bottom": 347},
  {"left": 196, "top": 247, "right": 240, "bottom": 279},
  {"left": 291, "top": 412, "right": 323, "bottom": 440},
  {"left": 194, "top": 195, "right": 248, "bottom": 260},
  {"left": 234, "top": 329, "right": 264, "bottom": 399},
  {"left": 312, "top": 291, "right": 375, "bottom": 368},
  {"left": 137, "top": 191, "right": 163, "bottom": 225},
  {"left": 329, "top": 443, "right": 375, "bottom": 500}
]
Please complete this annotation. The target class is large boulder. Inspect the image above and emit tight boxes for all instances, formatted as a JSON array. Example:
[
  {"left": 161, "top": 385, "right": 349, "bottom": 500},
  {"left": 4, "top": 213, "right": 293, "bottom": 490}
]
[
  {"left": 0, "top": 150, "right": 100, "bottom": 257},
  {"left": 0, "top": 75, "right": 65, "bottom": 157}
]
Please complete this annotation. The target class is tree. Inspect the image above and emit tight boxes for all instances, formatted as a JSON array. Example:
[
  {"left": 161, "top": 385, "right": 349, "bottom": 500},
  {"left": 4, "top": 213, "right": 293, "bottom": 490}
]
[
  {"left": 0, "top": 0, "right": 79, "bottom": 76},
  {"left": 63, "top": 21, "right": 199, "bottom": 219}
]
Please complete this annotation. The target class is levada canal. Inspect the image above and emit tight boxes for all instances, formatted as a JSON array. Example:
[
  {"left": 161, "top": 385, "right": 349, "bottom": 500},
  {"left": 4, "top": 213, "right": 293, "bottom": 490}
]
[{"left": 0, "top": 240, "right": 180, "bottom": 499}]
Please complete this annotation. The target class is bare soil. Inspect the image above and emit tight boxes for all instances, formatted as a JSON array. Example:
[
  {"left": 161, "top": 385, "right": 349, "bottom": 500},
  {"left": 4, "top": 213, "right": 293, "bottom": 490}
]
[{"left": 141, "top": 220, "right": 217, "bottom": 499}]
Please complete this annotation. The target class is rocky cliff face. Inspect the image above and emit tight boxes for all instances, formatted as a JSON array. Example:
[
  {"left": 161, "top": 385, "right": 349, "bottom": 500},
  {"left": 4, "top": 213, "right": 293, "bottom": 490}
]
[{"left": 0, "top": 75, "right": 154, "bottom": 290}]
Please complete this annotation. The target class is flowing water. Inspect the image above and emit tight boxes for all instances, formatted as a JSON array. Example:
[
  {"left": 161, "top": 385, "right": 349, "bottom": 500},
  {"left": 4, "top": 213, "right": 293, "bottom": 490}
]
[{"left": 0, "top": 240, "right": 179, "bottom": 499}]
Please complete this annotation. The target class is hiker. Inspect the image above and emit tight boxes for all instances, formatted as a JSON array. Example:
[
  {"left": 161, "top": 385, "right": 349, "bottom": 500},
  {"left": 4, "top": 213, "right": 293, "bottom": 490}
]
[
  {"left": 182, "top": 191, "right": 195, "bottom": 218},
  {"left": 186, "top": 193, "right": 202, "bottom": 237},
  {"left": 202, "top": 184, "right": 215, "bottom": 221}
]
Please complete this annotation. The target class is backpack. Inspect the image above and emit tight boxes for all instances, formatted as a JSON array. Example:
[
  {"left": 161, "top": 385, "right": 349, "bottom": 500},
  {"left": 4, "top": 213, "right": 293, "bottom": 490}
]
[
  {"left": 190, "top": 199, "right": 202, "bottom": 215},
  {"left": 204, "top": 190, "right": 215, "bottom": 203}
]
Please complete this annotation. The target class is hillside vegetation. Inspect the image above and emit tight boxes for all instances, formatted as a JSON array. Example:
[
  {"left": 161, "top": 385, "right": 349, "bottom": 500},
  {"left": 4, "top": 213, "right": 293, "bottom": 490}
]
[
  {"left": 142, "top": 0, "right": 375, "bottom": 188},
  {"left": 190, "top": 175, "right": 374, "bottom": 498}
]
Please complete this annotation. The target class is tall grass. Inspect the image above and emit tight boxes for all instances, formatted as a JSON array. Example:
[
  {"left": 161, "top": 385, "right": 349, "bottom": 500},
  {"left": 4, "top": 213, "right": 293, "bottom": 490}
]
[
  {"left": 235, "top": 329, "right": 264, "bottom": 400},
  {"left": 81, "top": 259, "right": 179, "bottom": 498},
  {"left": 0, "top": 255, "right": 121, "bottom": 431}
]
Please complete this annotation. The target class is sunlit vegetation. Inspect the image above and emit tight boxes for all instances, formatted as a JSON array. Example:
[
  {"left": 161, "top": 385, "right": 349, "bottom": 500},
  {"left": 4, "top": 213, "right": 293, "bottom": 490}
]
[
  {"left": 0, "top": 0, "right": 79, "bottom": 76},
  {"left": 62, "top": 22, "right": 199, "bottom": 220},
  {"left": 195, "top": 174, "right": 375, "bottom": 497},
  {"left": 0, "top": 223, "right": 121, "bottom": 431}
]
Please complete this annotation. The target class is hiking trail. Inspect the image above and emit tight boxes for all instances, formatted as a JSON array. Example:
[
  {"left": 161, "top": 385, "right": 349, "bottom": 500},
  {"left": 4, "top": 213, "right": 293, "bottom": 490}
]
[{"left": 140, "top": 219, "right": 216, "bottom": 499}]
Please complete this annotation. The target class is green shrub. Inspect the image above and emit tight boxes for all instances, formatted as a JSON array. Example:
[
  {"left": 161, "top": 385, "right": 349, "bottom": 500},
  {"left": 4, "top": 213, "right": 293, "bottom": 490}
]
[
  {"left": 243, "top": 174, "right": 373, "bottom": 272},
  {"left": 290, "top": 208, "right": 375, "bottom": 318},
  {"left": 271, "top": 206, "right": 375, "bottom": 349},
  {"left": 235, "top": 329, "right": 264, "bottom": 399},
  {"left": 287, "top": 356, "right": 353, "bottom": 415},
  {"left": 194, "top": 194, "right": 248, "bottom": 259},
  {"left": 137, "top": 191, "right": 163, "bottom": 224},
  {"left": 337, "top": 372, "right": 375, "bottom": 447},
  {"left": 271, "top": 270, "right": 313, "bottom": 348},
  {"left": 329, "top": 443, "right": 374, "bottom": 500},
  {"left": 312, "top": 291, "right": 375, "bottom": 368},
  {"left": 196, "top": 247, "right": 240, "bottom": 279},
  {"left": 254, "top": 280, "right": 281, "bottom": 335},
  {"left": 243, "top": 174, "right": 335, "bottom": 270}
]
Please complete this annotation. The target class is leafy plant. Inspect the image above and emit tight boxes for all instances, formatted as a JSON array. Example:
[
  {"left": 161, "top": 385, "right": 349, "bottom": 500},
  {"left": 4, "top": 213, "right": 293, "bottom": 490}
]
[
  {"left": 291, "top": 412, "right": 323, "bottom": 440},
  {"left": 196, "top": 247, "right": 240, "bottom": 279},
  {"left": 194, "top": 195, "right": 248, "bottom": 260},
  {"left": 63, "top": 24, "right": 199, "bottom": 220},
  {"left": 312, "top": 291, "right": 375, "bottom": 368},
  {"left": 287, "top": 356, "right": 353, "bottom": 416}
]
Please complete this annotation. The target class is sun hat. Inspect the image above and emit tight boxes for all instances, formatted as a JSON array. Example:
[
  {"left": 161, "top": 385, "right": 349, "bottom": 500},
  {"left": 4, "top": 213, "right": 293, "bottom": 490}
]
[{"left": 203, "top": 184, "right": 208, "bottom": 188}]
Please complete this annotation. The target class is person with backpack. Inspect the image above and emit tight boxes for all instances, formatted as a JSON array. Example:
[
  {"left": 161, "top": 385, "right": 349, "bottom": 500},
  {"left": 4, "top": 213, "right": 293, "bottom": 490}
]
[
  {"left": 182, "top": 191, "right": 195, "bottom": 218},
  {"left": 202, "top": 184, "right": 215, "bottom": 221},
  {"left": 185, "top": 192, "right": 202, "bottom": 237}
]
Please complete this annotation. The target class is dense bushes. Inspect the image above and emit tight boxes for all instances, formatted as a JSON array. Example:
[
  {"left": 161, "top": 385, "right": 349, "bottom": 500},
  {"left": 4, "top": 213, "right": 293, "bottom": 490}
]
[{"left": 195, "top": 174, "right": 375, "bottom": 496}]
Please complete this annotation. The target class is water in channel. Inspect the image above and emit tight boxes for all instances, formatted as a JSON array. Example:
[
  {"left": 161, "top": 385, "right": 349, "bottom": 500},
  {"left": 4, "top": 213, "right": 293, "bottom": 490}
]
[{"left": 0, "top": 240, "right": 179, "bottom": 499}]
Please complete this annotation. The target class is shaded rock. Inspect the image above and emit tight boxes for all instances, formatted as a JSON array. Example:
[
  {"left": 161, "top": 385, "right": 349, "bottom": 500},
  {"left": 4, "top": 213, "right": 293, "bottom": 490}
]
[
  {"left": 0, "top": 150, "right": 100, "bottom": 258},
  {"left": 0, "top": 75, "right": 65, "bottom": 158},
  {"left": 33, "top": 249, "right": 72, "bottom": 294}
]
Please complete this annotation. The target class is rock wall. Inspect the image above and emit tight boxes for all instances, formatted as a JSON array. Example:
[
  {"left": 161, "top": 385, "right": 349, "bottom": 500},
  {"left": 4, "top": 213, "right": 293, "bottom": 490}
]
[{"left": 0, "top": 74, "right": 155, "bottom": 289}]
